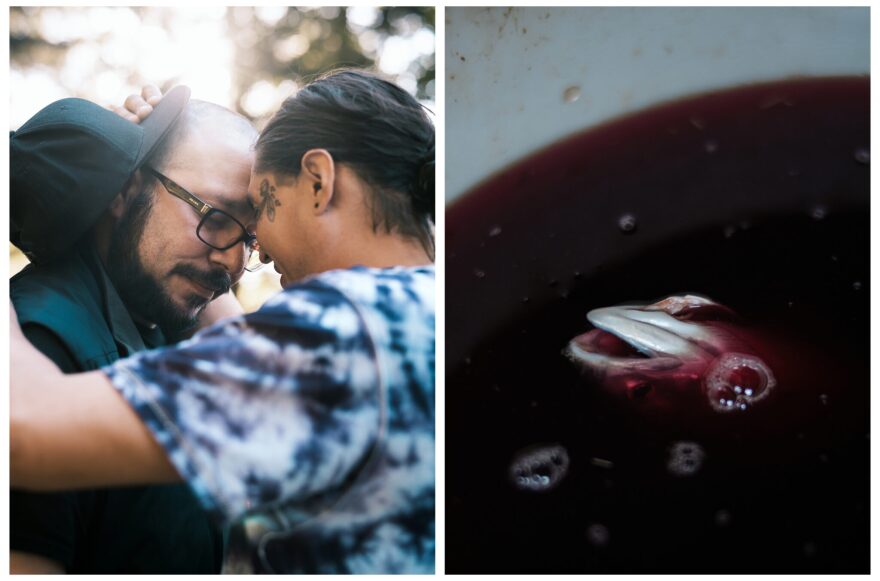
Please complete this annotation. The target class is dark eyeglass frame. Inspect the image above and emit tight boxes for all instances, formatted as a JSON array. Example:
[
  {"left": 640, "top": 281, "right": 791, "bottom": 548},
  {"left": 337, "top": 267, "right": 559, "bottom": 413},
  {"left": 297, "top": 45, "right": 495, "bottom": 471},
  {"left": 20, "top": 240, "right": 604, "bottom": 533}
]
[{"left": 144, "top": 166, "right": 258, "bottom": 253}]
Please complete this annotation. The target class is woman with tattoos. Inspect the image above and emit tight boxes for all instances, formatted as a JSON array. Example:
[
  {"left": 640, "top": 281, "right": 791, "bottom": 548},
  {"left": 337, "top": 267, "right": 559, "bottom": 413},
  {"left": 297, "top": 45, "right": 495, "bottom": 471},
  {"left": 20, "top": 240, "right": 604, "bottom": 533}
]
[{"left": 10, "top": 69, "right": 435, "bottom": 574}]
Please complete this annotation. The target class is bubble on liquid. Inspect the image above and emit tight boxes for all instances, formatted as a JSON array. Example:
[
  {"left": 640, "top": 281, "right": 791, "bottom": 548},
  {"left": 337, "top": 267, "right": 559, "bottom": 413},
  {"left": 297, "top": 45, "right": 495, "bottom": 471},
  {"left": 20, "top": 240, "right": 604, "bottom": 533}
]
[
  {"left": 590, "top": 457, "right": 614, "bottom": 469},
  {"left": 563, "top": 85, "right": 581, "bottom": 103},
  {"left": 618, "top": 214, "right": 637, "bottom": 234},
  {"left": 705, "top": 353, "right": 775, "bottom": 413},
  {"left": 715, "top": 509, "right": 732, "bottom": 527},
  {"left": 723, "top": 225, "right": 737, "bottom": 239},
  {"left": 488, "top": 225, "right": 503, "bottom": 237},
  {"left": 803, "top": 541, "right": 818, "bottom": 557},
  {"left": 521, "top": 296, "right": 530, "bottom": 303},
  {"left": 667, "top": 441, "right": 705, "bottom": 477},
  {"left": 810, "top": 205, "right": 828, "bottom": 220},
  {"left": 689, "top": 116, "right": 706, "bottom": 130},
  {"left": 586, "top": 523, "right": 610, "bottom": 547},
  {"left": 853, "top": 147, "right": 869, "bottom": 164},
  {"left": 852, "top": 281, "right": 862, "bottom": 291},
  {"left": 473, "top": 268, "right": 486, "bottom": 279},
  {"left": 509, "top": 443, "right": 570, "bottom": 493},
  {"left": 704, "top": 139, "right": 719, "bottom": 154},
  {"left": 819, "top": 393, "right": 829, "bottom": 406}
]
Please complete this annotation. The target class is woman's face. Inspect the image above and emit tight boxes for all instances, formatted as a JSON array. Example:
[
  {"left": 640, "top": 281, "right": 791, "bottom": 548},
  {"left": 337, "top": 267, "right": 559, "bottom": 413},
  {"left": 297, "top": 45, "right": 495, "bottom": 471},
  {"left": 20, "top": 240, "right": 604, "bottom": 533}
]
[{"left": 247, "top": 171, "right": 319, "bottom": 287}]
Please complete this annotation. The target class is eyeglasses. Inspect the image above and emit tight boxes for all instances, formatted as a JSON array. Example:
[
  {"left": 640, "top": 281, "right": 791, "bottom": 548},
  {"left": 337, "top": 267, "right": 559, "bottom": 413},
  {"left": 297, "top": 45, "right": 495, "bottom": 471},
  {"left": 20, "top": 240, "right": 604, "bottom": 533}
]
[{"left": 145, "top": 167, "right": 263, "bottom": 272}]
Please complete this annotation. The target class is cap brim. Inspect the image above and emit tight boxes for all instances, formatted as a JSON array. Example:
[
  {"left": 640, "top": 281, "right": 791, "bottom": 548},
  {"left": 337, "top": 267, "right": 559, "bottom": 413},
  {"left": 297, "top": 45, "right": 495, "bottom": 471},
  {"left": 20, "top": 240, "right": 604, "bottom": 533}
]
[{"left": 135, "top": 85, "right": 191, "bottom": 168}]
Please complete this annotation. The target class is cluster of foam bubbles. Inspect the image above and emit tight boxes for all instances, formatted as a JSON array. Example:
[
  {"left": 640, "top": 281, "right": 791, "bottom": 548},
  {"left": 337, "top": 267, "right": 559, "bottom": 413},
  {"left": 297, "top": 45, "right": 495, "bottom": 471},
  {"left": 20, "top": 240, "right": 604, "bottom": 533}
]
[
  {"left": 585, "top": 523, "right": 610, "bottom": 547},
  {"left": 617, "top": 214, "right": 637, "bottom": 233},
  {"left": 704, "top": 352, "right": 775, "bottom": 413},
  {"left": 509, "top": 443, "right": 570, "bottom": 492},
  {"left": 667, "top": 441, "right": 705, "bottom": 477}
]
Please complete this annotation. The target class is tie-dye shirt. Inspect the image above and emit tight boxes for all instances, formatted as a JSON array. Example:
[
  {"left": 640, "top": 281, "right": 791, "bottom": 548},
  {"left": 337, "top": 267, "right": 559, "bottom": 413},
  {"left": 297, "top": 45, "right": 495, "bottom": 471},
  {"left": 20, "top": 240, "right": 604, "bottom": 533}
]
[{"left": 103, "top": 266, "right": 435, "bottom": 574}]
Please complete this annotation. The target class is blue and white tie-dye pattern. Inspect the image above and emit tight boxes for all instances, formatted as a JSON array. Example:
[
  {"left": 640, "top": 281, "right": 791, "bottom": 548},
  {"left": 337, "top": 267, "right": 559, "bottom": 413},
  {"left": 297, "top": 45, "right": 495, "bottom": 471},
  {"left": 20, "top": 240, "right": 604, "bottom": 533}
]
[{"left": 103, "top": 266, "right": 435, "bottom": 573}]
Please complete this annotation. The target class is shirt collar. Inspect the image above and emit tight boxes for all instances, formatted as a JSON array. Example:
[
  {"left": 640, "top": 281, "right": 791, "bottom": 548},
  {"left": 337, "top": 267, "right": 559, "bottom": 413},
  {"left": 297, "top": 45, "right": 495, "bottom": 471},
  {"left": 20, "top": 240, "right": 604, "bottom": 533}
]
[{"left": 80, "top": 242, "right": 164, "bottom": 355}]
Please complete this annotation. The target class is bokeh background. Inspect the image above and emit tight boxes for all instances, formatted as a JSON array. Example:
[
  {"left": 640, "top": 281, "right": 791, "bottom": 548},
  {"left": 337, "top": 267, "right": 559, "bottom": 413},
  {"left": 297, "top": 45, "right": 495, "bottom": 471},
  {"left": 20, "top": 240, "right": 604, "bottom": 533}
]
[{"left": 10, "top": 6, "right": 435, "bottom": 311}]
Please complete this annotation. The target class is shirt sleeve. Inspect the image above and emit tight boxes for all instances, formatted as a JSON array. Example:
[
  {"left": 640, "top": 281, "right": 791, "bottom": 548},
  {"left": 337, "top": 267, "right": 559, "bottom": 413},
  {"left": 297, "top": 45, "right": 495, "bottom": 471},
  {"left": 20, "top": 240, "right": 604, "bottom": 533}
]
[
  {"left": 102, "top": 282, "right": 382, "bottom": 524},
  {"left": 21, "top": 323, "right": 79, "bottom": 373}
]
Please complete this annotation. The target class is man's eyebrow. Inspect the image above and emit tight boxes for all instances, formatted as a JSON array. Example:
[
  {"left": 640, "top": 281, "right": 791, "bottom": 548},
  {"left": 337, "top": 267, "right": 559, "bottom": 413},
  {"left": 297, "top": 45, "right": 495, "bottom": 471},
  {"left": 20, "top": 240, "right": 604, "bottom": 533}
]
[{"left": 212, "top": 195, "right": 254, "bottom": 216}]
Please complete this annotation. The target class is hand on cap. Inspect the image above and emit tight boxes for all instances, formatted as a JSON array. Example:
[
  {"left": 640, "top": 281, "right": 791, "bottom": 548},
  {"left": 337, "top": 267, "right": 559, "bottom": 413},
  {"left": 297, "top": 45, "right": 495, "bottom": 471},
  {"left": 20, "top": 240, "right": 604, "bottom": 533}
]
[{"left": 110, "top": 85, "right": 164, "bottom": 124}]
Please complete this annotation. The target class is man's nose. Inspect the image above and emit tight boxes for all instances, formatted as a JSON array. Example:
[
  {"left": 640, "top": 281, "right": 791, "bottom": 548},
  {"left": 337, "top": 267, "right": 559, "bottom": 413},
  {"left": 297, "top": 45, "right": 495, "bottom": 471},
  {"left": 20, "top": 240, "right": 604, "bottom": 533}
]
[{"left": 208, "top": 243, "right": 246, "bottom": 280}]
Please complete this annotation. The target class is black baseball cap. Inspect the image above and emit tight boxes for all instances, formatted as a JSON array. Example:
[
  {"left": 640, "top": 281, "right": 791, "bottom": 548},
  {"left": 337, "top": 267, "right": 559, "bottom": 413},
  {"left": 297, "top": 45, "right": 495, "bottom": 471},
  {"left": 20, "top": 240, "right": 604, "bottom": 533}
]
[{"left": 10, "top": 85, "right": 191, "bottom": 264}]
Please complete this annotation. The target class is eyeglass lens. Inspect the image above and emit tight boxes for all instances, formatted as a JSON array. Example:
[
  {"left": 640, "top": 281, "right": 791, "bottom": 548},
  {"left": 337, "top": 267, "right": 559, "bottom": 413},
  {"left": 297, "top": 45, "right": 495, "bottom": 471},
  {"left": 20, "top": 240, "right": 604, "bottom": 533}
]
[
  {"left": 245, "top": 249, "right": 264, "bottom": 272},
  {"left": 196, "top": 211, "right": 263, "bottom": 272},
  {"left": 197, "top": 211, "right": 250, "bottom": 250}
]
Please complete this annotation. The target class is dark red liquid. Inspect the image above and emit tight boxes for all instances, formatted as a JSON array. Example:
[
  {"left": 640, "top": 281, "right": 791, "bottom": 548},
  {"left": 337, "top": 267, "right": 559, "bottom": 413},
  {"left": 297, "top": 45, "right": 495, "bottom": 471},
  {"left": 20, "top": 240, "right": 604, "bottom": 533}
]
[{"left": 446, "top": 77, "right": 869, "bottom": 573}]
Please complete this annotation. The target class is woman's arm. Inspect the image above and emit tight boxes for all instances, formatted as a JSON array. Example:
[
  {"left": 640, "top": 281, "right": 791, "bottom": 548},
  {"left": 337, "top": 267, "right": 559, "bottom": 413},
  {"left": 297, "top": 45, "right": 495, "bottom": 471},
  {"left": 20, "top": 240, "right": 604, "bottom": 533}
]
[
  {"left": 11, "top": 279, "right": 382, "bottom": 522},
  {"left": 10, "top": 302, "right": 179, "bottom": 490}
]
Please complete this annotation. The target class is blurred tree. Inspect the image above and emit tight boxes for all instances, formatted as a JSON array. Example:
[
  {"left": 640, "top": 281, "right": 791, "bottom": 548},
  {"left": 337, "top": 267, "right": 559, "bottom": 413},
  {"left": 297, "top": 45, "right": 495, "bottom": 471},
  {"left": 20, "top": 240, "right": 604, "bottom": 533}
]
[
  {"left": 10, "top": 6, "right": 435, "bottom": 127},
  {"left": 226, "top": 7, "right": 434, "bottom": 125}
]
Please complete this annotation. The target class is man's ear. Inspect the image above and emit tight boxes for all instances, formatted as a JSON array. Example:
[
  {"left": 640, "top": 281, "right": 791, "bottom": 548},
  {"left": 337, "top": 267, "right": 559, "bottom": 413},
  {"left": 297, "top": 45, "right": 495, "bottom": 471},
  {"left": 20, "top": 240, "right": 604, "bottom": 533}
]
[
  {"left": 300, "top": 149, "right": 335, "bottom": 213},
  {"left": 108, "top": 170, "right": 146, "bottom": 218}
]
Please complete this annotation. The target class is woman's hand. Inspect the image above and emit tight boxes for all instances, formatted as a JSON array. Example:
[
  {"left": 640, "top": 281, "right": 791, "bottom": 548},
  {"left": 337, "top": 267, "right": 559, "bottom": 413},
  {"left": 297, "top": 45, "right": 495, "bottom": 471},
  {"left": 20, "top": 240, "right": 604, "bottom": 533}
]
[{"left": 110, "top": 84, "right": 163, "bottom": 123}]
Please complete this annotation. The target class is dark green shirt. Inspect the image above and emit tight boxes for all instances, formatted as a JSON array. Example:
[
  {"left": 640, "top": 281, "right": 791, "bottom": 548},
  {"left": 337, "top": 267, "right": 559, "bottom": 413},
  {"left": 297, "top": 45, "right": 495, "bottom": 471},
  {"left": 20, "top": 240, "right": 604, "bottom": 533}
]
[{"left": 10, "top": 242, "right": 224, "bottom": 573}]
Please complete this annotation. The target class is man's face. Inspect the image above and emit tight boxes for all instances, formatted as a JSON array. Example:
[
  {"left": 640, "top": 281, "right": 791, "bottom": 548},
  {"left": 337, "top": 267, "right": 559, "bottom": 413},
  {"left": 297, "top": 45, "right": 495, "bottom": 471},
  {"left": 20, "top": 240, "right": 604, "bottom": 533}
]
[{"left": 108, "top": 128, "right": 255, "bottom": 335}]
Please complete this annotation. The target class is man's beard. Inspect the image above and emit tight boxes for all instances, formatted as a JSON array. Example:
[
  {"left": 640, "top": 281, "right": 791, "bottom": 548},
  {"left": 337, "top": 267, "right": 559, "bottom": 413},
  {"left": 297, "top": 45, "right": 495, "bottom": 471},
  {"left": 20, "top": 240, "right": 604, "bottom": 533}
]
[{"left": 105, "top": 187, "right": 233, "bottom": 337}]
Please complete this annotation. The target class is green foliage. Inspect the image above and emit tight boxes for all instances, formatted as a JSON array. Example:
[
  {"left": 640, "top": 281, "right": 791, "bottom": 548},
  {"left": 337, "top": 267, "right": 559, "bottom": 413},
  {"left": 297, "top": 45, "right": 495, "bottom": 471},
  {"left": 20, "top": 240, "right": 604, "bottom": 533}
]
[{"left": 10, "top": 6, "right": 435, "bottom": 124}]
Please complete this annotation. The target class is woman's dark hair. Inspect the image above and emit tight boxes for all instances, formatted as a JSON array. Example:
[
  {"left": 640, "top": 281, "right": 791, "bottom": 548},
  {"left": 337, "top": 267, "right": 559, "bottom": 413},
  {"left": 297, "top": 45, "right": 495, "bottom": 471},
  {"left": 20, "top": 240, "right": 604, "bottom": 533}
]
[{"left": 254, "top": 69, "right": 435, "bottom": 259}]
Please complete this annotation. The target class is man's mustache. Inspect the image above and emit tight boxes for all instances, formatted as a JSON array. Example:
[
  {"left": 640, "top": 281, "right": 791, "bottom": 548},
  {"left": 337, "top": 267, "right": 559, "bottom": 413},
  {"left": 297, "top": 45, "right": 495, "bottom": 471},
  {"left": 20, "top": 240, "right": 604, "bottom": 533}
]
[{"left": 170, "top": 263, "right": 232, "bottom": 296}]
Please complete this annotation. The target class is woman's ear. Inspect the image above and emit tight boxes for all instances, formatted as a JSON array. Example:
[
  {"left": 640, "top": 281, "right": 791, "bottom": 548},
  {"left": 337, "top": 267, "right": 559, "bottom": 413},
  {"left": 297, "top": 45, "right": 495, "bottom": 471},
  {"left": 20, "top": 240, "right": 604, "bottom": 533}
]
[
  {"left": 109, "top": 169, "right": 146, "bottom": 218},
  {"left": 300, "top": 149, "right": 335, "bottom": 213}
]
